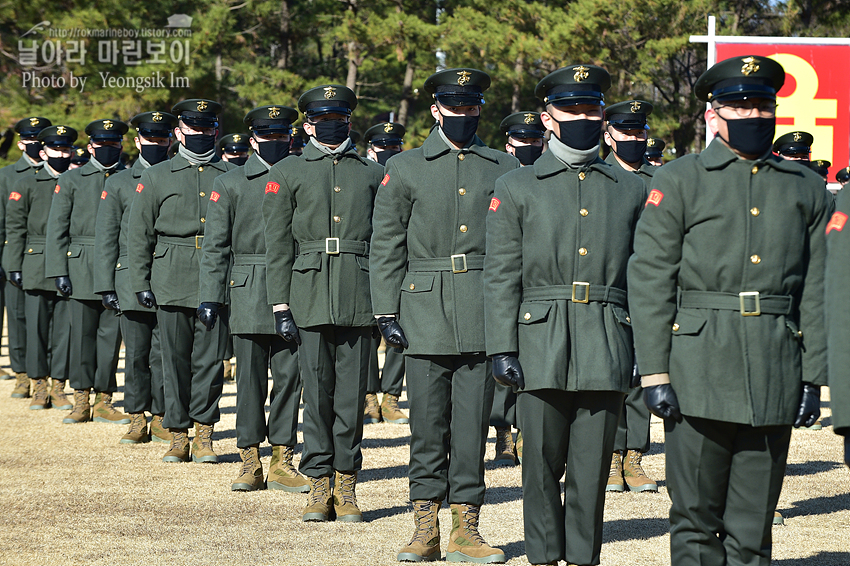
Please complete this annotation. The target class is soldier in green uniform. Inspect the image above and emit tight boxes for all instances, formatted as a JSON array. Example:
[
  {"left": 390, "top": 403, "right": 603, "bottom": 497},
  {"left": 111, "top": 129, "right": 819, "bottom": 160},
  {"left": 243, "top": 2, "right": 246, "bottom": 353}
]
[
  {"left": 199, "top": 104, "right": 308, "bottom": 493},
  {"left": 69, "top": 146, "right": 90, "bottom": 169},
  {"left": 263, "top": 85, "right": 384, "bottom": 522},
  {"left": 128, "top": 99, "right": 235, "bottom": 463},
  {"left": 0, "top": 117, "right": 50, "bottom": 397},
  {"left": 370, "top": 68, "right": 519, "bottom": 563},
  {"left": 644, "top": 137, "right": 665, "bottom": 167},
  {"left": 218, "top": 133, "right": 251, "bottom": 166},
  {"left": 4, "top": 124, "right": 74, "bottom": 411},
  {"left": 45, "top": 119, "right": 129, "bottom": 424},
  {"left": 601, "top": 100, "right": 657, "bottom": 493},
  {"left": 289, "top": 124, "right": 307, "bottom": 157},
  {"left": 837, "top": 166, "right": 850, "bottom": 188},
  {"left": 485, "top": 66, "right": 645, "bottom": 566},
  {"left": 94, "top": 111, "right": 176, "bottom": 444},
  {"left": 628, "top": 55, "right": 829, "bottom": 566},
  {"left": 772, "top": 130, "right": 813, "bottom": 162},
  {"left": 362, "top": 121, "right": 409, "bottom": 426},
  {"left": 500, "top": 111, "right": 545, "bottom": 166},
  {"left": 810, "top": 159, "right": 831, "bottom": 183}
]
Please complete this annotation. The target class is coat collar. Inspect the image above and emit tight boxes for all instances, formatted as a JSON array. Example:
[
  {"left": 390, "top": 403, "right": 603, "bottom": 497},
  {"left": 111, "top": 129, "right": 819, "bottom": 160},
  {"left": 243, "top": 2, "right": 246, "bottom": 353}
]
[
  {"left": 244, "top": 153, "right": 270, "bottom": 178},
  {"left": 131, "top": 158, "right": 148, "bottom": 178},
  {"left": 421, "top": 129, "right": 499, "bottom": 163},
  {"left": 533, "top": 149, "right": 617, "bottom": 182},
  {"left": 15, "top": 155, "right": 40, "bottom": 173},
  {"left": 302, "top": 140, "right": 369, "bottom": 165},
  {"left": 170, "top": 153, "right": 227, "bottom": 172},
  {"left": 698, "top": 137, "right": 803, "bottom": 175},
  {"left": 603, "top": 151, "right": 656, "bottom": 177}
]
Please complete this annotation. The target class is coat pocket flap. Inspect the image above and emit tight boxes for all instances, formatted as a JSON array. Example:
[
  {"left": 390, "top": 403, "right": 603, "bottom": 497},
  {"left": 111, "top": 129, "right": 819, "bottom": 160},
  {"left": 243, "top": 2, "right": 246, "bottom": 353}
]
[
  {"left": 401, "top": 273, "right": 434, "bottom": 293},
  {"left": 26, "top": 243, "right": 44, "bottom": 254},
  {"left": 67, "top": 245, "right": 83, "bottom": 258},
  {"left": 518, "top": 302, "right": 552, "bottom": 324},
  {"left": 356, "top": 255, "right": 369, "bottom": 272},
  {"left": 115, "top": 255, "right": 129, "bottom": 271},
  {"left": 229, "top": 270, "right": 250, "bottom": 288},
  {"left": 293, "top": 253, "right": 321, "bottom": 273},
  {"left": 785, "top": 318, "right": 803, "bottom": 340},
  {"left": 154, "top": 243, "right": 169, "bottom": 259},
  {"left": 613, "top": 305, "right": 632, "bottom": 326},
  {"left": 673, "top": 311, "right": 707, "bottom": 335}
]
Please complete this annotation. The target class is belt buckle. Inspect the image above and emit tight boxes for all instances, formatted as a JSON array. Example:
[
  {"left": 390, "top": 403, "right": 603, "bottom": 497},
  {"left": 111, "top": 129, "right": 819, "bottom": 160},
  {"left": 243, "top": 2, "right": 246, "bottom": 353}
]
[
  {"left": 195, "top": 235, "right": 204, "bottom": 249},
  {"left": 325, "top": 237, "right": 340, "bottom": 255},
  {"left": 451, "top": 254, "right": 467, "bottom": 273},
  {"left": 572, "top": 281, "right": 590, "bottom": 303},
  {"left": 739, "top": 291, "right": 761, "bottom": 316}
]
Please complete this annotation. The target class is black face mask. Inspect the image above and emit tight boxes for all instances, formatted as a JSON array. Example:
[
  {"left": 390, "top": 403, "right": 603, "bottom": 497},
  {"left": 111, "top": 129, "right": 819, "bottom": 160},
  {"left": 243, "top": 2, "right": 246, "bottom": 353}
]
[
  {"left": 509, "top": 144, "right": 543, "bottom": 166},
  {"left": 256, "top": 139, "right": 290, "bottom": 165},
  {"left": 24, "top": 142, "right": 43, "bottom": 161},
  {"left": 311, "top": 120, "right": 350, "bottom": 146},
  {"left": 718, "top": 116, "right": 775, "bottom": 157},
  {"left": 375, "top": 149, "right": 401, "bottom": 166},
  {"left": 227, "top": 155, "right": 248, "bottom": 166},
  {"left": 555, "top": 119, "right": 602, "bottom": 151},
  {"left": 140, "top": 143, "right": 169, "bottom": 165},
  {"left": 183, "top": 133, "right": 216, "bottom": 154},
  {"left": 613, "top": 139, "right": 647, "bottom": 165},
  {"left": 93, "top": 145, "right": 121, "bottom": 167},
  {"left": 47, "top": 155, "right": 71, "bottom": 173},
  {"left": 440, "top": 113, "right": 479, "bottom": 146}
]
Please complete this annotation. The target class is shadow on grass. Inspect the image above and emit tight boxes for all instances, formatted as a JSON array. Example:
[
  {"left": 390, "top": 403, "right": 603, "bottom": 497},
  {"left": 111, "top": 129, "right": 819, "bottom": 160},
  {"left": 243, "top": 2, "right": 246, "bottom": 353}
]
[
  {"left": 362, "top": 503, "right": 410, "bottom": 521},
  {"left": 784, "top": 459, "right": 842, "bottom": 476},
  {"left": 485, "top": 485, "right": 523, "bottom": 505},
  {"left": 362, "top": 435, "right": 412, "bottom": 449},
  {"left": 603, "top": 516, "right": 669, "bottom": 542},
  {"left": 501, "top": 540, "right": 525, "bottom": 561},
  {"left": 773, "top": 551, "right": 850, "bottom": 565},
  {"left": 780, "top": 492, "right": 850, "bottom": 519},
  {"left": 359, "top": 464, "right": 409, "bottom": 482}
]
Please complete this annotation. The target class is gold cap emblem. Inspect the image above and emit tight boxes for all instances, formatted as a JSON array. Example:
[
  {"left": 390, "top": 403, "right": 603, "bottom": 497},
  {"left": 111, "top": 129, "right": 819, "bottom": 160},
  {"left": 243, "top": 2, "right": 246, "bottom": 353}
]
[
  {"left": 523, "top": 113, "right": 535, "bottom": 124},
  {"left": 323, "top": 86, "right": 336, "bottom": 100},
  {"left": 457, "top": 71, "right": 472, "bottom": 86},
  {"left": 292, "top": 127, "right": 299, "bottom": 135},
  {"left": 76, "top": 148, "right": 85, "bottom": 156},
  {"left": 102, "top": 120, "right": 114, "bottom": 130},
  {"left": 56, "top": 126, "right": 67, "bottom": 135},
  {"left": 29, "top": 117, "right": 40, "bottom": 126},
  {"left": 741, "top": 56, "right": 760, "bottom": 76},
  {"left": 647, "top": 138, "right": 656, "bottom": 147},
  {"left": 573, "top": 66, "right": 589, "bottom": 82},
  {"left": 152, "top": 112, "right": 163, "bottom": 122},
  {"left": 232, "top": 134, "right": 242, "bottom": 142},
  {"left": 792, "top": 132, "right": 802, "bottom": 142},
  {"left": 383, "top": 122, "right": 393, "bottom": 133},
  {"left": 196, "top": 100, "right": 209, "bottom": 111},
  {"left": 630, "top": 101, "right": 641, "bottom": 113},
  {"left": 268, "top": 106, "right": 280, "bottom": 118}
]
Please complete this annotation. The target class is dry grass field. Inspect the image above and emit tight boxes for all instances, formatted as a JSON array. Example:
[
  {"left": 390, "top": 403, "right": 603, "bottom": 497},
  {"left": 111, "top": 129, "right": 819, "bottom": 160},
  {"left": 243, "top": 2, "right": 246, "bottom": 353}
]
[{"left": 0, "top": 338, "right": 848, "bottom": 566}]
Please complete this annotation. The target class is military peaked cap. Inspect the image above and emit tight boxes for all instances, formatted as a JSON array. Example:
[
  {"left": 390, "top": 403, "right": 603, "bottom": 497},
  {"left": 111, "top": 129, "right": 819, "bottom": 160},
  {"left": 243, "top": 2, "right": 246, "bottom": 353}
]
[
  {"left": 172, "top": 99, "right": 222, "bottom": 128},
  {"left": 695, "top": 55, "right": 785, "bottom": 103},
  {"left": 605, "top": 100, "right": 653, "bottom": 130},
  {"left": 425, "top": 68, "right": 490, "bottom": 106},
  {"left": 500, "top": 112, "right": 544, "bottom": 139}
]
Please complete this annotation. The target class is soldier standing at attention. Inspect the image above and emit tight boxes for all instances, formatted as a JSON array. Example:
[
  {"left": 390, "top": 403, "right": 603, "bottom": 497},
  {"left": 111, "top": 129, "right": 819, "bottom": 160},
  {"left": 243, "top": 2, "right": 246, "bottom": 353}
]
[
  {"left": 199, "top": 105, "right": 308, "bottom": 494},
  {"left": 94, "top": 111, "right": 177, "bottom": 444},
  {"left": 501, "top": 111, "right": 545, "bottom": 166},
  {"left": 628, "top": 56, "right": 828, "bottom": 566},
  {"left": 289, "top": 124, "right": 307, "bottom": 157},
  {"left": 218, "top": 133, "right": 251, "bottom": 166},
  {"left": 45, "top": 119, "right": 129, "bottom": 424},
  {"left": 263, "top": 85, "right": 383, "bottom": 522},
  {"left": 644, "top": 138, "right": 665, "bottom": 167},
  {"left": 370, "top": 68, "right": 518, "bottom": 563},
  {"left": 69, "top": 147, "right": 90, "bottom": 169},
  {"left": 362, "top": 121, "right": 409, "bottom": 426},
  {"left": 128, "top": 99, "right": 234, "bottom": 463},
  {"left": 601, "top": 100, "right": 657, "bottom": 493},
  {"left": 4, "top": 125, "right": 75, "bottom": 411}
]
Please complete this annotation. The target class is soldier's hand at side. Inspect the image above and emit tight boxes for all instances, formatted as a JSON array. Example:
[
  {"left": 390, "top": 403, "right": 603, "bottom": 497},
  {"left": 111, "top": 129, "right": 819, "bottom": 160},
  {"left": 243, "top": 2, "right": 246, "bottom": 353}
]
[
  {"left": 9, "top": 271, "right": 22, "bottom": 288},
  {"left": 793, "top": 383, "right": 820, "bottom": 428},
  {"left": 492, "top": 354, "right": 525, "bottom": 390},
  {"left": 274, "top": 309, "right": 301, "bottom": 345},
  {"left": 376, "top": 316, "right": 409, "bottom": 349},
  {"left": 0, "top": 266, "right": 6, "bottom": 283},
  {"left": 643, "top": 383, "right": 682, "bottom": 422},
  {"left": 136, "top": 290, "right": 158, "bottom": 309},
  {"left": 197, "top": 302, "right": 220, "bottom": 331},
  {"left": 101, "top": 291, "right": 121, "bottom": 311},
  {"left": 55, "top": 276, "right": 72, "bottom": 297}
]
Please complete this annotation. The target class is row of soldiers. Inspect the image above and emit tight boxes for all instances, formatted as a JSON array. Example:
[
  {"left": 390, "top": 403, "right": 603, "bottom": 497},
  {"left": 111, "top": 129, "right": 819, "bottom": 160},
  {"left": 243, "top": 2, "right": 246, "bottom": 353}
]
[{"left": 2, "top": 54, "right": 849, "bottom": 566}]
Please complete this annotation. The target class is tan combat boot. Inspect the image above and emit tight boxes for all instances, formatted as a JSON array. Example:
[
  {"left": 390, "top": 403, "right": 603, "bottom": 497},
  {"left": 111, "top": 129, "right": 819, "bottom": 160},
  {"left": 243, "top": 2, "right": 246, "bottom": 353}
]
[
  {"left": 191, "top": 422, "right": 218, "bottom": 463},
  {"left": 493, "top": 427, "right": 516, "bottom": 464},
  {"left": 162, "top": 428, "right": 190, "bottom": 462},
  {"left": 231, "top": 445, "right": 264, "bottom": 491},
  {"left": 333, "top": 470, "right": 362, "bottom": 522},
  {"left": 150, "top": 415, "right": 171, "bottom": 443},
  {"left": 29, "top": 378, "right": 50, "bottom": 410},
  {"left": 63, "top": 389, "right": 92, "bottom": 424},
  {"left": 606, "top": 451, "right": 625, "bottom": 492},
  {"left": 398, "top": 500, "right": 442, "bottom": 562},
  {"left": 516, "top": 431, "right": 523, "bottom": 464},
  {"left": 120, "top": 413, "right": 150, "bottom": 444},
  {"left": 774, "top": 511, "right": 785, "bottom": 525},
  {"left": 92, "top": 392, "right": 131, "bottom": 424},
  {"left": 11, "top": 372, "right": 30, "bottom": 398},
  {"left": 381, "top": 393, "right": 409, "bottom": 424},
  {"left": 446, "top": 504, "right": 506, "bottom": 563},
  {"left": 302, "top": 476, "right": 333, "bottom": 522},
  {"left": 623, "top": 450, "right": 658, "bottom": 492},
  {"left": 364, "top": 392, "right": 382, "bottom": 424},
  {"left": 267, "top": 445, "right": 309, "bottom": 492},
  {"left": 223, "top": 358, "right": 235, "bottom": 382},
  {"left": 49, "top": 379, "right": 72, "bottom": 410},
  {"left": 0, "top": 366, "right": 11, "bottom": 379}
]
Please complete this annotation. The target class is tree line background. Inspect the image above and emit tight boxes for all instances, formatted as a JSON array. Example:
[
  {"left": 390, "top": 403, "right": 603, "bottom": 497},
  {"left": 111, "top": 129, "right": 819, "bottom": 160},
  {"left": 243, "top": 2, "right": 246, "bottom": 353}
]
[{"left": 1, "top": 0, "right": 848, "bottom": 167}]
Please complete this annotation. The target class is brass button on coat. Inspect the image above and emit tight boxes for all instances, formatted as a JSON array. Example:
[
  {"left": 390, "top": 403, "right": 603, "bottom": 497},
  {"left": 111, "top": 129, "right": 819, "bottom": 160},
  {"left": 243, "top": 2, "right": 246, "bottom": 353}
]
[
  {"left": 578, "top": 247, "right": 587, "bottom": 256},
  {"left": 198, "top": 166, "right": 204, "bottom": 172},
  {"left": 200, "top": 192, "right": 206, "bottom": 197},
  {"left": 458, "top": 154, "right": 465, "bottom": 161},
  {"left": 578, "top": 172, "right": 586, "bottom": 180},
  {"left": 626, "top": 316, "right": 631, "bottom": 323},
  {"left": 580, "top": 208, "right": 588, "bottom": 217},
  {"left": 66, "top": 251, "right": 72, "bottom": 256},
  {"left": 409, "top": 283, "right": 415, "bottom": 290},
  {"left": 200, "top": 217, "right": 206, "bottom": 223},
  {"left": 334, "top": 186, "right": 341, "bottom": 192},
  {"left": 751, "top": 165, "right": 758, "bottom": 174},
  {"left": 750, "top": 207, "right": 760, "bottom": 216},
  {"left": 458, "top": 188, "right": 466, "bottom": 195},
  {"left": 230, "top": 280, "right": 235, "bottom": 286},
  {"left": 333, "top": 216, "right": 341, "bottom": 223},
  {"left": 750, "top": 254, "right": 761, "bottom": 264},
  {"left": 27, "top": 248, "right": 33, "bottom": 253},
  {"left": 116, "top": 263, "right": 121, "bottom": 268},
  {"left": 673, "top": 323, "right": 680, "bottom": 331},
  {"left": 333, "top": 159, "right": 338, "bottom": 165},
  {"left": 524, "top": 312, "right": 532, "bottom": 321},
  {"left": 459, "top": 225, "right": 468, "bottom": 232}
]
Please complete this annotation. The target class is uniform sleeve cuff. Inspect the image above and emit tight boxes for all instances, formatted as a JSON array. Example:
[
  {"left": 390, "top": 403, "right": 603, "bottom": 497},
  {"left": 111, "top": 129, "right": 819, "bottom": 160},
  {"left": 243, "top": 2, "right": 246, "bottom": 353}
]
[{"left": 641, "top": 373, "right": 670, "bottom": 387}]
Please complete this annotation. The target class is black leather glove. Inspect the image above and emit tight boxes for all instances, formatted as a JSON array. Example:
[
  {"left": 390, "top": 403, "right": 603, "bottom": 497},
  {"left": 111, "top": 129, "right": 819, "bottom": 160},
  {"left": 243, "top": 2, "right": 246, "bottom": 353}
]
[
  {"left": 136, "top": 290, "right": 158, "bottom": 309},
  {"left": 274, "top": 309, "right": 301, "bottom": 345},
  {"left": 0, "top": 266, "right": 6, "bottom": 283},
  {"left": 793, "top": 383, "right": 820, "bottom": 428},
  {"left": 55, "top": 275, "right": 72, "bottom": 297},
  {"left": 644, "top": 383, "right": 683, "bottom": 422},
  {"left": 197, "top": 302, "right": 220, "bottom": 331},
  {"left": 492, "top": 354, "right": 525, "bottom": 390},
  {"left": 630, "top": 361, "right": 641, "bottom": 389},
  {"left": 9, "top": 271, "right": 22, "bottom": 288},
  {"left": 376, "top": 316, "right": 409, "bottom": 349},
  {"left": 101, "top": 291, "right": 121, "bottom": 311}
]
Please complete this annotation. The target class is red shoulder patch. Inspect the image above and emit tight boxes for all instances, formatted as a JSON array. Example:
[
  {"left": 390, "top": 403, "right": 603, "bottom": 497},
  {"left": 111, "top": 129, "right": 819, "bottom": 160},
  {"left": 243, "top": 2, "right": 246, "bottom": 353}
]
[
  {"left": 645, "top": 189, "right": 664, "bottom": 207},
  {"left": 101, "top": 190, "right": 108, "bottom": 200},
  {"left": 265, "top": 181, "right": 280, "bottom": 194},
  {"left": 210, "top": 191, "right": 220, "bottom": 203},
  {"left": 489, "top": 197, "right": 501, "bottom": 212},
  {"left": 135, "top": 183, "right": 144, "bottom": 193},
  {"left": 54, "top": 185, "right": 60, "bottom": 194},
  {"left": 826, "top": 211, "right": 848, "bottom": 234},
  {"left": 9, "top": 191, "right": 21, "bottom": 201},
  {"left": 381, "top": 174, "right": 390, "bottom": 186}
]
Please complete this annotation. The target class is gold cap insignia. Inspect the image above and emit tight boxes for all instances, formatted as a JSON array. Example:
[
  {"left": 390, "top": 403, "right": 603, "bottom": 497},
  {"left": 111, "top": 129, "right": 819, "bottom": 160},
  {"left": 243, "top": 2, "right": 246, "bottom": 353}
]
[
  {"left": 323, "top": 86, "right": 336, "bottom": 100},
  {"left": 523, "top": 113, "right": 535, "bottom": 125},
  {"left": 152, "top": 112, "right": 163, "bottom": 122},
  {"left": 630, "top": 101, "right": 641, "bottom": 113},
  {"left": 792, "top": 132, "right": 802, "bottom": 142},
  {"left": 741, "top": 56, "right": 760, "bottom": 76},
  {"left": 573, "top": 66, "right": 589, "bottom": 82},
  {"left": 103, "top": 120, "right": 114, "bottom": 130},
  {"left": 647, "top": 138, "right": 656, "bottom": 147},
  {"left": 292, "top": 127, "right": 299, "bottom": 135},
  {"left": 268, "top": 106, "right": 281, "bottom": 119},
  {"left": 232, "top": 134, "right": 242, "bottom": 142},
  {"left": 76, "top": 148, "right": 85, "bottom": 156},
  {"left": 457, "top": 71, "right": 472, "bottom": 86},
  {"left": 29, "top": 117, "right": 40, "bottom": 126},
  {"left": 383, "top": 122, "right": 393, "bottom": 133},
  {"left": 56, "top": 126, "right": 67, "bottom": 135},
  {"left": 197, "top": 100, "right": 209, "bottom": 111}
]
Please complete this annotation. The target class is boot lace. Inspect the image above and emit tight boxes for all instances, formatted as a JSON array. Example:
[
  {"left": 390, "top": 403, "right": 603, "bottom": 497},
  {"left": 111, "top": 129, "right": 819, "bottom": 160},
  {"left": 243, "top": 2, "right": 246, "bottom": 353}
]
[
  {"left": 32, "top": 380, "right": 49, "bottom": 403},
  {"left": 609, "top": 452, "right": 622, "bottom": 477},
  {"left": 459, "top": 506, "right": 486, "bottom": 545},
  {"left": 240, "top": 448, "right": 258, "bottom": 475},
  {"left": 627, "top": 451, "right": 648, "bottom": 478},
  {"left": 410, "top": 501, "right": 438, "bottom": 544},
  {"left": 336, "top": 473, "right": 358, "bottom": 507},
  {"left": 128, "top": 413, "right": 146, "bottom": 435},
  {"left": 308, "top": 478, "right": 329, "bottom": 505}
]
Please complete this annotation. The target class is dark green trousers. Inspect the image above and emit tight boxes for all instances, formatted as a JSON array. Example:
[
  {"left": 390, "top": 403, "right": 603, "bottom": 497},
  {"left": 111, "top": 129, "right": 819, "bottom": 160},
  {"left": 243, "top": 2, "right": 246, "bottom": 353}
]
[
  {"left": 157, "top": 306, "right": 228, "bottom": 429},
  {"left": 517, "top": 389, "right": 624, "bottom": 566},
  {"left": 490, "top": 382, "right": 517, "bottom": 428},
  {"left": 366, "top": 336, "right": 404, "bottom": 396},
  {"left": 665, "top": 415, "right": 791, "bottom": 566},
  {"left": 224, "top": 333, "right": 234, "bottom": 359},
  {"left": 406, "top": 354, "right": 494, "bottom": 505},
  {"left": 5, "top": 281, "right": 27, "bottom": 372},
  {"left": 120, "top": 310, "right": 164, "bottom": 415},
  {"left": 233, "top": 333, "right": 300, "bottom": 448},
  {"left": 68, "top": 299, "right": 121, "bottom": 392},
  {"left": 613, "top": 386, "right": 651, "bottom": 453},
  {"left": 298, "top": 325, "right": 370, "bottom": 477},
  {"left": 24, "top": 290, "right": 70, "bottom": 380}
]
